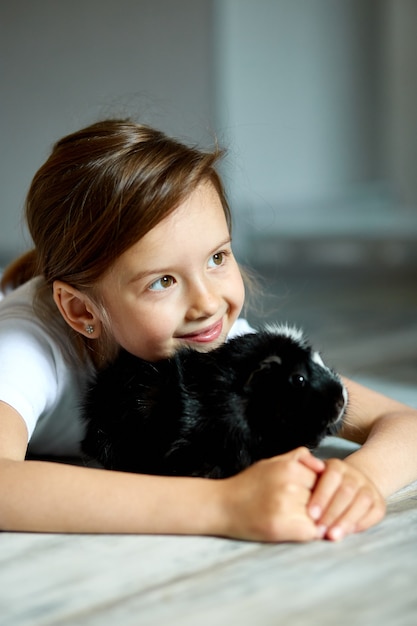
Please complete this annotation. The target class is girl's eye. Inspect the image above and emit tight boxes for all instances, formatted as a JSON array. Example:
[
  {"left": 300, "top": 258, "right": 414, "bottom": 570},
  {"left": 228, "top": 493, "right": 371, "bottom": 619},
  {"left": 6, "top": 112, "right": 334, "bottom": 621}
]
[
  {"left": 208, "top": 252, "right": 225, "bottom": 268},
  {"left": 149, "top": 275, "right": 175, "bottom": 291}
]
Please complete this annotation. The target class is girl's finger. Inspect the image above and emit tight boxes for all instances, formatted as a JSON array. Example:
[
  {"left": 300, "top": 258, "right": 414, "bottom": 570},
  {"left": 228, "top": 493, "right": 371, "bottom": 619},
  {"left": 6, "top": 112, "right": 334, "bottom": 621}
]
[
  {"left": 352, "top": 497, "right": 386, "bottom": 534},
  {"left": 308, "top": 463, "right": 343, "bottom": 522},
  {"left": 316, "top": 476, "right": 362, "bottom": 529},
  {"left": 325, "top": 488, "right": 374, "bottom": 541},
  {"left": 295, "top": 448, "right": 326, "bottom": 474}
]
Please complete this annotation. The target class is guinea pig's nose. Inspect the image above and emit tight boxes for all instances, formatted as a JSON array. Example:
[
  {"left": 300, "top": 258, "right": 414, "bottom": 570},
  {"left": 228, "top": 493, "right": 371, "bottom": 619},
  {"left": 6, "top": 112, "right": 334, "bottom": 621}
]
[{"left": 290, "top": 373, "right": 306, "bottom": 388}]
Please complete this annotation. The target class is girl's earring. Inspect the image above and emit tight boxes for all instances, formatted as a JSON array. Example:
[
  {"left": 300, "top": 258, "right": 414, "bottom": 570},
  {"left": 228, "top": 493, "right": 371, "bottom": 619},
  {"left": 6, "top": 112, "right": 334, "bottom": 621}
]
[{"left": 85, "top": 324, "right": 94, "bottom": 335}]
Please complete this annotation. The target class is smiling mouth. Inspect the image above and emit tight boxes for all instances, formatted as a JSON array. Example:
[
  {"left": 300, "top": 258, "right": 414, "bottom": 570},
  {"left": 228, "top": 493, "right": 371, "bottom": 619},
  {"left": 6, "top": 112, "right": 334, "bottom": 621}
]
[{"left": 180, "top": 319, "right": 224, "bottom": 344}]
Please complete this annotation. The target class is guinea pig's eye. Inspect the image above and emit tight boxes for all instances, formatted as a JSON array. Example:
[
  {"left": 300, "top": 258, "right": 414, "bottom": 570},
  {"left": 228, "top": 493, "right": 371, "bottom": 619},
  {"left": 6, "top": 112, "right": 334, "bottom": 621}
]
[{"left": 290, "top": 373, "right": 306, "bottom": 388}]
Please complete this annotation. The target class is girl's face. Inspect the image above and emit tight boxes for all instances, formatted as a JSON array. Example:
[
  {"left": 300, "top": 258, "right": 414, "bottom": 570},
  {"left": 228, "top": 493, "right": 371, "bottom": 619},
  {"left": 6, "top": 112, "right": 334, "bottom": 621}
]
[{"left": 96, "top": 181, "right": 245, "bottom": 361}]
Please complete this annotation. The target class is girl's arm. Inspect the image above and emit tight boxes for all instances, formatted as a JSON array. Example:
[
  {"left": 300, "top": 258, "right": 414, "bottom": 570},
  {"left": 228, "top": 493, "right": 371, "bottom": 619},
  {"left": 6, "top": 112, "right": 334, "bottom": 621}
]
[
  {"left": 308, "top": 378, "right": 417, "bottom": 540},
  {"left": 0, "top": 401, "right": 324, "bottom": 542},
  {"left": 339, "top": 378, "right": 417, "bottom": 496}
]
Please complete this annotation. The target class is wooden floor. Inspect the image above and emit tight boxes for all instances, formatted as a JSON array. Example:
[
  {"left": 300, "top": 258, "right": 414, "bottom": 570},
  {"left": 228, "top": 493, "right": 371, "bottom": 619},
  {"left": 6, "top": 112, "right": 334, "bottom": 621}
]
[{"left": 1, "top": 264, "right": 417, "bottom": 626}]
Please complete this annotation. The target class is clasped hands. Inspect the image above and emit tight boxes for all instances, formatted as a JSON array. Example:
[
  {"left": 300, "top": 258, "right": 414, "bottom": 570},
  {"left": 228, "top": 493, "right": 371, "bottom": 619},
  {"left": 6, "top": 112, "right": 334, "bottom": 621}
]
[{"left": 224, "top": 447, "right": 386, "bottom": 543}]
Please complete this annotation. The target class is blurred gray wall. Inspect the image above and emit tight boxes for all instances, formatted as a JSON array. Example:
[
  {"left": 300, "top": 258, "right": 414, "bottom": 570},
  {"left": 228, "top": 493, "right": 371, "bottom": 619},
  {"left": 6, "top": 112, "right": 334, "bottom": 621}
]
[
  {"left": 0, "top": 0, "right": 214, "bottom": 263},
  {"left": 214, "top": 0, "right": 417, "bottom": 264},
  {"left": 1, "top": 0, "right": 416, "bottom": 266}
]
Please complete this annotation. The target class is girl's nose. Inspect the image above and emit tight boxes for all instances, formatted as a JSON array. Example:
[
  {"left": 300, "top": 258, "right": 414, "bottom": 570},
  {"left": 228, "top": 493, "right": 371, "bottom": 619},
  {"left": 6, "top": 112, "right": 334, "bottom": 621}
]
[{"left": 185, "top": 280, "right": 220, "bottom": 321}]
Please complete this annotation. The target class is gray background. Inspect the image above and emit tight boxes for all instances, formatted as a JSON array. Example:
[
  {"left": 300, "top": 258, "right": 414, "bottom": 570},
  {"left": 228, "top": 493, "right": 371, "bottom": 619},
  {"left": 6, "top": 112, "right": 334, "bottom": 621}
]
[{"left": 1, "top": 0, "right": 416, "bottom": 267}]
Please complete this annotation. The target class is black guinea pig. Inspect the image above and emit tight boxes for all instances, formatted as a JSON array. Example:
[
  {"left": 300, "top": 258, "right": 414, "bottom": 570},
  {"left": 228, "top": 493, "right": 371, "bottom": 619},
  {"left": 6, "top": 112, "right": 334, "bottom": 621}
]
[{"left": 81, "top": 325, "right": 347, "bottom": 478}]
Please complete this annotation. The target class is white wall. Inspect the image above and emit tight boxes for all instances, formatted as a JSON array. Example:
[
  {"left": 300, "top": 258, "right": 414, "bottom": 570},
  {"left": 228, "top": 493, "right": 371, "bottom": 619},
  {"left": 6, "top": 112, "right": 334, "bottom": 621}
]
[
  {"left": 1, "top": 0, "right": 416, "bottom": 267},
  {"left": 382, "top": 0, "right": 417, "bottom": 209},
  {"left": 0, "top": 0, "right": 214, "bottom": 263},
  {"left": 214, "top": 0, "right": 379, "bottom": 206},
  {"left": 212, "top": 0, "right": 417, "bottom": 260}
]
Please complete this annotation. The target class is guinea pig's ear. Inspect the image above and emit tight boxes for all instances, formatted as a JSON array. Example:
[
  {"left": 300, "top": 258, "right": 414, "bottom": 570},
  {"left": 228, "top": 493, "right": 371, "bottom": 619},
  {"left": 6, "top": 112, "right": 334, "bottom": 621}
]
[{"left": 244, "top": 355, "right": 282, "bottom": 389}]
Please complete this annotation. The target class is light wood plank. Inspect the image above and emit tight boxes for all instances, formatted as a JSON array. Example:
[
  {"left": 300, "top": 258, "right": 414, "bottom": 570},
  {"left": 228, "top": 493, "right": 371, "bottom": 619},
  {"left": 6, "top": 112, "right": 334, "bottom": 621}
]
[{"left": 1, "top": 474, "right": 416, "bottom": 626}]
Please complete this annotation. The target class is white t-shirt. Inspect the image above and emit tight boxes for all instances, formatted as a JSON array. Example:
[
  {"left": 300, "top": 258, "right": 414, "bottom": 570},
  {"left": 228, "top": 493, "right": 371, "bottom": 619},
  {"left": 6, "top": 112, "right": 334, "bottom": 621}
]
[{"left": 0, "top": 278, "right": 253, "bottom": 457}]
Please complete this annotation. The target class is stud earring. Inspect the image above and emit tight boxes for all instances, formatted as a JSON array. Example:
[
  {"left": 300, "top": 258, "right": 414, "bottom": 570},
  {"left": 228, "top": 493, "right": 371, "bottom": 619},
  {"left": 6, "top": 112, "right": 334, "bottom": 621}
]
[{"left": 85, "top": 324, "right": 94, "bottom": 335}]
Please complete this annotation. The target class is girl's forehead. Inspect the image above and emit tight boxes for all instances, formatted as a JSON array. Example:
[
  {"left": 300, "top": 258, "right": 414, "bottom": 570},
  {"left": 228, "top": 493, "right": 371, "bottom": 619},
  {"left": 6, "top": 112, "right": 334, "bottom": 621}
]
[
  {"left": 105, "top": 182, "right": 230, "bottom": 279},
  {"left": 147, "top": 178, "right": 223, "bottom": 229}
]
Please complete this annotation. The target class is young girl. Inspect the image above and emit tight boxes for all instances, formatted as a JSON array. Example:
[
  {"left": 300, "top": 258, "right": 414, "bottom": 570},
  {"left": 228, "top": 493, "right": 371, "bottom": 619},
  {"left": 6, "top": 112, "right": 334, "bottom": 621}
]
[{"left": 1, "top": 119, "right": 416, "bottom": 543}]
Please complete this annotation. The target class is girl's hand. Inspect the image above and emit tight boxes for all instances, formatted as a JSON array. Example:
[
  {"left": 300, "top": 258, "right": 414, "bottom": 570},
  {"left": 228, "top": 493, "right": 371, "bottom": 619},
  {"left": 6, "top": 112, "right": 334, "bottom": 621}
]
[
  {"left": 218, "top": 447, "right": 325, "bottom": 543},
  {"left": 307, "top": 458, "right": 386, "bottom": 541}
]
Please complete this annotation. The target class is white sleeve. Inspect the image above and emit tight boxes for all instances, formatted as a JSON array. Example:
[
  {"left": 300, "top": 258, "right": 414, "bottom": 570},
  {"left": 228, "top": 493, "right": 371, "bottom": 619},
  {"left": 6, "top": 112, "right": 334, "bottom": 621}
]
[
  {"left": 227, "top": 318, "right": 256, "bottom": 339},
  {"left": 0, "top": 320, "right": 60, "bottom": 439}
]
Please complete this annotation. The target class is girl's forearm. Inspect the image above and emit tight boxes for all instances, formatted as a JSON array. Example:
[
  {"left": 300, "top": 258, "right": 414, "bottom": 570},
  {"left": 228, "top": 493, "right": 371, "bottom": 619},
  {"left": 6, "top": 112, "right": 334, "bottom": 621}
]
[
  {"left": 0, "top": 449, "right": 325, "bottom": 542},
  {"left": 344, "top": 410, "right": 417, "bottom": 498},
  {"left": 340, "top": 378, "right": 417, "bottom": 498},
  {"left": 0, "top": 459, "right": 224, "bottom": 535}
]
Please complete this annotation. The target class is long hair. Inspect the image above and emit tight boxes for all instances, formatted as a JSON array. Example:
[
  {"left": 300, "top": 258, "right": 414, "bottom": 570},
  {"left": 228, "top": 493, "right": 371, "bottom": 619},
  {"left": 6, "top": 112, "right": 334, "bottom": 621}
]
[{"left": 1, "top": 119, "right": 231, "bottom": 366}]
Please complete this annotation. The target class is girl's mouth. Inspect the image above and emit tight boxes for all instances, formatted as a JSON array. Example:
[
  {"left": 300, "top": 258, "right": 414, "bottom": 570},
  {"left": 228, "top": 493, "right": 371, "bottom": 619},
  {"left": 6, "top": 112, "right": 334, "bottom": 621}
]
[{"left": 180, "top": 319, "right": 223, "bottom": 344}]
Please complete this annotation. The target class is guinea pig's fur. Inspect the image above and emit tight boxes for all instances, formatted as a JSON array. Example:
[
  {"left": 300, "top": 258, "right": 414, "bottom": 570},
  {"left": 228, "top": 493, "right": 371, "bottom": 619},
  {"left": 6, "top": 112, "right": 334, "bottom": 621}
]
[{"left": 81, "top": 325, "right": 347, "bottom": 478}]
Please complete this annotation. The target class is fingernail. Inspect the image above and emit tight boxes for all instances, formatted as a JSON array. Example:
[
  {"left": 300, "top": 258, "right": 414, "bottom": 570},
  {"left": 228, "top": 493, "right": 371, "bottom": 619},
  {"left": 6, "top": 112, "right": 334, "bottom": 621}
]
[
  {"left": 309, "top": 505, "right": 322, "bottom": 520},
  {"left": 316, "top": 525, "right": 327, "bottom": 539},
  {"left": 329, "top": 526, "right": 344, "bottom": 541}
]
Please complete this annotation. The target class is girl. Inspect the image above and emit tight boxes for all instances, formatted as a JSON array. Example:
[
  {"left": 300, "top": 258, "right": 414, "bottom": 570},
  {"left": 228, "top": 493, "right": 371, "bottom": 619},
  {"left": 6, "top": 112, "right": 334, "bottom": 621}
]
[{"left": 0, "top": 119, "right": 416, "bottom": 543}]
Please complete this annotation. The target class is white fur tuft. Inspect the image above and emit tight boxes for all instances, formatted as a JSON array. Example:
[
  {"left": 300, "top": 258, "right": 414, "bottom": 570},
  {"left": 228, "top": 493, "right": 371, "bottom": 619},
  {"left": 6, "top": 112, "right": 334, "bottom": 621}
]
[
  {"left": 312, "top": 350, "right": 331, "bottom": 374},
  {"left": 264, "top": 323, "right": 306, "bottom": 346}
]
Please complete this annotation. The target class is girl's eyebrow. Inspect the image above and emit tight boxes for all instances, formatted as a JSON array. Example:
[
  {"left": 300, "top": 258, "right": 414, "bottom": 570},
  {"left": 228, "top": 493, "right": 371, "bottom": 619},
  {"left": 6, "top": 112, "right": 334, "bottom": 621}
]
[
  {"left": 128, "top": 267, "right": 170, "bottom": 285},
  {"left": 209, "top": 236, "right": 232, "bottom": 253},
  {"left": 128, "top": 237, "right": 232, "bottom": 285}
]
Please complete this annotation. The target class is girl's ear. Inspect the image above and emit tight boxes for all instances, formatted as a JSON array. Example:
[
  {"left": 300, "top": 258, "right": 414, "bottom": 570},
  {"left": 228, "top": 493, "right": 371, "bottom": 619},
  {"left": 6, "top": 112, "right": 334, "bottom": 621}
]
[{"left": 53, "top": 280, "right": 102, "bottom": 338}]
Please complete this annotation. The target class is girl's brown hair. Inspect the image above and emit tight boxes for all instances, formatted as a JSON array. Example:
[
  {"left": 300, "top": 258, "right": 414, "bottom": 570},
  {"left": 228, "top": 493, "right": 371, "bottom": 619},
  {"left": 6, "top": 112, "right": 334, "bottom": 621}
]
[{"left": 1, "top": 119, "right": 231, "bottom": 365}]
